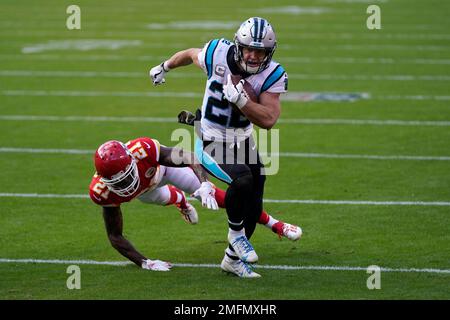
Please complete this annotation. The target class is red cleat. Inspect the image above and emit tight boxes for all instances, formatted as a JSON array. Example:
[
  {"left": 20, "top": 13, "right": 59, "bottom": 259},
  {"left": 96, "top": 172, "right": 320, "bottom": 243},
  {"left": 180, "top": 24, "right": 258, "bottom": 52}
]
[{"left": 272, "top": 221, "right": 302, "bottom": 241}]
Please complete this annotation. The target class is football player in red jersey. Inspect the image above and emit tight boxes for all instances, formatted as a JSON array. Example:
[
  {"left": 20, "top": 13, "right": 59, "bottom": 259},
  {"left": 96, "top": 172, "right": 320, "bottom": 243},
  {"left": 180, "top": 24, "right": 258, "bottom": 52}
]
[
  {"left": 90, "top": 137, "right": 301, "bottom": 272},
  {"left": 90, "top": 137, "right": 219, "bottom": 271}
]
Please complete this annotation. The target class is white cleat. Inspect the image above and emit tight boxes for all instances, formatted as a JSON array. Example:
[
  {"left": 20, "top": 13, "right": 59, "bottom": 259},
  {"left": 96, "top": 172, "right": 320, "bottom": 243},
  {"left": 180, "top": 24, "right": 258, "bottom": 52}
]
[
  {"left": 221, "top": 255, "right": 261, "bottom": 278},
  {"left": 228, "top": 234, "right": 258, "bottom": 263},
  {"left": 177, "top": 202, "right": 198, "bottom": 224}
]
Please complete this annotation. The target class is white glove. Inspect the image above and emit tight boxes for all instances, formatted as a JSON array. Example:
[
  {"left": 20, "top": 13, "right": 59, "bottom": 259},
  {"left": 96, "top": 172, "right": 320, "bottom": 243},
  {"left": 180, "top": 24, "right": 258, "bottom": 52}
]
[
  {"left": 223, "top": 74, "right": 249, "bottom": 109},
  {"left": 141, "top": 259, "right": 172, "bottom": 271},
  {"left": 192, "top": 181, "right": 219, "bottom": 210},
  {"left": 149, "top": 61, "right": 169, "bottom": 86}
]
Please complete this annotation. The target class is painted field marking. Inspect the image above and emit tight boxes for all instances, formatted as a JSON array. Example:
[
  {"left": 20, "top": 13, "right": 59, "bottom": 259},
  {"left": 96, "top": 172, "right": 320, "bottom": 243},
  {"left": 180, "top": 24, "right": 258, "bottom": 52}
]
[
  {"left": 0, "top": 258, "right": 449, "bottom": 274},
  {"left": 1, "top": 70, "right": 450, "bottom": 81},
  {"left": 2, "top": 90, "right": 450, "bottom": 101},
  {"left": 21, "top": 39, "right": 142, "bottom": 54},
  {"left": 1, "top": 147, "right": 449, "bottom": 161},
  {"left": 2, "top": 54, "right": 450, "bottom": 65},
  {"left": 1, "top": 115, "right": 450, "bottom": 127},
  {"left": 0, "top": 193, "right": 449, "bottom": 207},
  {"left": 1, "top": 90, "right": 202, "bottom": 98}
]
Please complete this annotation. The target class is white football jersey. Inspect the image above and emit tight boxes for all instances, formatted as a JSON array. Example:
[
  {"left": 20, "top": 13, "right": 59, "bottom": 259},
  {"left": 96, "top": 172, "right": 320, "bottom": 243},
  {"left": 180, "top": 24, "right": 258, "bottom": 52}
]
[{"left": 197, "top": 38, "right": 288, "bottom": 142}]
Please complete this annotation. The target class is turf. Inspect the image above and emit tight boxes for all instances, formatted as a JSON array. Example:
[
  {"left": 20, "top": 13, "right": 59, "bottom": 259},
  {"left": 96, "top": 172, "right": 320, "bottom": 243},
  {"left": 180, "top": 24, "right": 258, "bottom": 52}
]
[{"left": 0, "top": 0, "right": 449, "bottom": 300}]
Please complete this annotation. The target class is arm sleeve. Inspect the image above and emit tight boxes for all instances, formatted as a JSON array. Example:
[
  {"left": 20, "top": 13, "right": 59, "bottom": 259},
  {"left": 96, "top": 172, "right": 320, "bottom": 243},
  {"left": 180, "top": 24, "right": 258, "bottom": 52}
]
[
  {"left": 197, "top": 39, "right": 221, "bottom": 78},
  {"left": 267, "top": 72, "right": 288, "bottom": 94},
  {"left": 197, "top": 42, "right": 209, "bottom": 75}
]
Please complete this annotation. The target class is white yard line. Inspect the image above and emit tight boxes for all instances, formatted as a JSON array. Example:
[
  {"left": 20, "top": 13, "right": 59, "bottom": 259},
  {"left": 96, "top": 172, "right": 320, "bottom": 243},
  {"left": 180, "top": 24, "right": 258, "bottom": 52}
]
[
  {"left": 1, "top": 70, "right": 450, "bottom": 81},
  {"left": 4, "top": 26, "right": 450, "bottom": 39},
  {"left": 1, "top": 115, "right": 450, "bottom": 127},
  {"left": 273, "top": 152, "right": 450, "bottom": 161},
  {"left": 283, "top": 57, "right": 450, "bottom": 65},
  {"left": 320, "top": 44, "right": 450, "bottom": 51},
  {"left": 0, "top": 193, "right": 89, "bottom": 198},
  {"left": 277, "top": 118, "right": 450, "bottom": 126},
  {"left": 290, "top": 74, "right": 450, "bottom": 81},
  {"left": 1, "top": 147, "right": 449, "bottom": 161},
  {"left": 1, "top": 90, "right": 203, "bottom": 98},
  {"left": 0, "top": 20, "right": 442, "bottom": 31},
  {"left": 2, "top": 90, "right": 449, "bottom": 101},
  {"left": 21, "top": 39, "right": 143, "bottom": 54},
  {"left": 379, "top": 95, "right": 450, "bottom": 101},
  {"left": 0, "top": 258, "right": 449, "bottom": 274},
  {"left": 2, "top": 54, "right": 450, "bottom": 65},
  {"left": 0, "top": 147, "right": 92, "bottom": 154},
  {"left": 0, "top": 193, "right": 449, "bottom": 207}
]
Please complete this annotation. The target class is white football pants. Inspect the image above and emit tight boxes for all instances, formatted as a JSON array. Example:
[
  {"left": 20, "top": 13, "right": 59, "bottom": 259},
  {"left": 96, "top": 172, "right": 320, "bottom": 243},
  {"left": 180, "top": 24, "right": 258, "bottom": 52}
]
[{"left": 137, "top": 166, "right": 201, "bottom": 205}]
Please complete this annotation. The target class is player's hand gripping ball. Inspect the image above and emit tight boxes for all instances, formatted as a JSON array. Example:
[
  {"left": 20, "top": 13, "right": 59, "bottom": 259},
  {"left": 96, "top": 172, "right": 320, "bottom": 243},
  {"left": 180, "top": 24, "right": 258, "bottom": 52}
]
[{"left": 226, "top": 74, "right": 259, "bottom": 114}]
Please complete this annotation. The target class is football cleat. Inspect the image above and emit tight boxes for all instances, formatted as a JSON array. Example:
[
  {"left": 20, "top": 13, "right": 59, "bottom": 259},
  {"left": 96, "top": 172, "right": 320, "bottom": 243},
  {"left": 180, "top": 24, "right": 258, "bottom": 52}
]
[
  {"left": 221, "top": 255, "right": 261, "bottom": 278},
  {"left": 177, "top": 201, "right": 198, "bottom": 225},
  {"left": 272, "top": 221, "right": 302, "bottom": 241},
  {"left": 228, "top": 234, "right": 258, "bottom": 263}
]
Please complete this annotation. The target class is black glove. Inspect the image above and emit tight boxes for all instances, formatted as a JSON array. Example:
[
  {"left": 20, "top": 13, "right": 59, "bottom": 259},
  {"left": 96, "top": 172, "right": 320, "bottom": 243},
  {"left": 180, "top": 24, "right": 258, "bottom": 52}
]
[{"left": 177, "top": 108, "right": 201, "bottom": 126}]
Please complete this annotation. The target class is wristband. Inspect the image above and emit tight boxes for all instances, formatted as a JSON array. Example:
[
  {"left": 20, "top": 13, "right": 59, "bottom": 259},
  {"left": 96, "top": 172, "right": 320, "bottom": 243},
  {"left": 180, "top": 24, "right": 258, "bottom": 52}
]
[{"left": 162, "top": 61, "right": 171, "bottom": 72}]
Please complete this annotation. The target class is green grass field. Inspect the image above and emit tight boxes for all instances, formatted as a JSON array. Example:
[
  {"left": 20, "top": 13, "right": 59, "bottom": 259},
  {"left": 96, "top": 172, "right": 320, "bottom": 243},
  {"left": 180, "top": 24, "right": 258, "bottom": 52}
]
[{"left": 1, "top": 0, "right": 449, "bottom": 300}]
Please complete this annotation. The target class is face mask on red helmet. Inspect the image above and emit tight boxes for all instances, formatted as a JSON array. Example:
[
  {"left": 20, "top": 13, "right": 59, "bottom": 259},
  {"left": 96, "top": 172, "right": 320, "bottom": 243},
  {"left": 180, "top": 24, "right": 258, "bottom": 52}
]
[{"left": 94, "top": 141, "right": 140, "bottom": 197}]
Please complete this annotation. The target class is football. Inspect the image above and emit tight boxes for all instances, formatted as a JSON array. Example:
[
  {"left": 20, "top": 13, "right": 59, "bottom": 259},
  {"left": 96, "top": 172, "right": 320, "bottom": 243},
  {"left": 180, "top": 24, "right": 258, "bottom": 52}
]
[
  {"left": 230, "top": 75, "right": 259, "bottom": 103},
  {"left": 229, "top": 75, "right": 258, "bottom": 115}
]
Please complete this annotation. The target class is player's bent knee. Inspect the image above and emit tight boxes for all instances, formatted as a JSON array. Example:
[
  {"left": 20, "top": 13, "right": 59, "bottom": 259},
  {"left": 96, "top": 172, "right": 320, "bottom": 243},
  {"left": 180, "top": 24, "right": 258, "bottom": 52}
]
[
  {"left": 230, "top": 174, "right": 254, "bottom": 195},
  {"left": 230, "top": 164, "right": 252, "bottom": 179}
]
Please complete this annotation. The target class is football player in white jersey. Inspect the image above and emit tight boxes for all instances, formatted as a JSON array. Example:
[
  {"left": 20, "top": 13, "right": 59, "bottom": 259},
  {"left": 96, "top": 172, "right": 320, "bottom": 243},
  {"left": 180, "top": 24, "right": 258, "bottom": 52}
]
[{"left": 149, "top": 17, "right": 292, "bottom": 278}]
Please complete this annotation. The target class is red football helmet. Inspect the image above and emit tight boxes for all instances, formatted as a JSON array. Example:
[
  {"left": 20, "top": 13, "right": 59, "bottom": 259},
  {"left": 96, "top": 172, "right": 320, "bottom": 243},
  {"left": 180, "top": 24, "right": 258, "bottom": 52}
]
[{"left": 94, "top": 140, "right": 140, "bottom": 197}]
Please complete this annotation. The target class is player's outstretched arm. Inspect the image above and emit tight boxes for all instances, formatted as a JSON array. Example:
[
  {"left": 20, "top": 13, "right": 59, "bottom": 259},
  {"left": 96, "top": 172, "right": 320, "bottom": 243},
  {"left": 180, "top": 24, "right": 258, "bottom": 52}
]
[
  {"left": 159, "top": 145, "right": 207, "bottom": 182},
  {"left": 149, "top": 48, "right": 201, "bottom": 85},
  {"left": 102, "top": 206, "right": 146, "bottom": 266},
  {"left": 102, "top": 206, "right": 172, "bottom": 271}
]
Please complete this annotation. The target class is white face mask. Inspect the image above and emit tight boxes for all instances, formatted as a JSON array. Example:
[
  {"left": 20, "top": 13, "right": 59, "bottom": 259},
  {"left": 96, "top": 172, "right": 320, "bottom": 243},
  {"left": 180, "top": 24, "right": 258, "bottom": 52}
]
[
  {"left": 101, "top": 160, "right": 140, "bottom": 197},
  {"left": 239, "top": 59, "right": 263, "bottom": 74}
]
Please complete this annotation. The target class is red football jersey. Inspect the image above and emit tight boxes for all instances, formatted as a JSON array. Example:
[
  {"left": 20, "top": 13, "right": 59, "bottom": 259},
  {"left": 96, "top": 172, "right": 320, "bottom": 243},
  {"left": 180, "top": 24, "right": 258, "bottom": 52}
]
[{"left": 89, "top": 137, "right": 163, "bottom": 207}]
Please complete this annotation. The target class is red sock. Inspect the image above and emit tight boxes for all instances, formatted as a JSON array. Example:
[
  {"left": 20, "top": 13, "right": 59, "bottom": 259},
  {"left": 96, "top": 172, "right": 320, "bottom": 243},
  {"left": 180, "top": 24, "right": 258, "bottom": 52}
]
[
  {"left": 258, "top": 210, "right": 270, "bottom": 224},
  {"left": 167, "top": 185, "right": 187, "bottom": 209},
  {"left": 214, "top": 187, "right": 226, "bottom": 208},
  {"left": 272, "top": 221, "right": 284, "bottom": 236}
]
